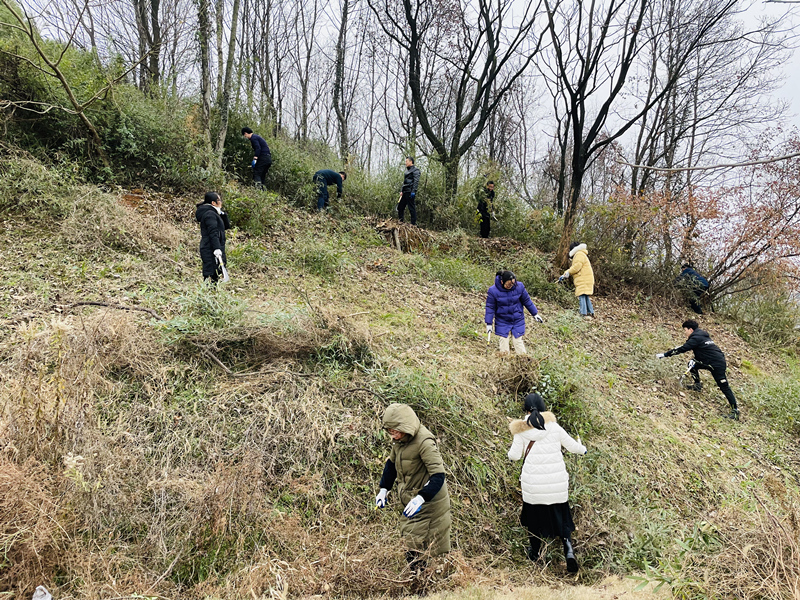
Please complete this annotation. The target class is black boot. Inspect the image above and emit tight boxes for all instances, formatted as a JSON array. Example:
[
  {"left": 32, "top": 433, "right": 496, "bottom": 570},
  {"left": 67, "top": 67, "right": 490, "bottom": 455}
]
[
  {"left": 526, "top": 536, "right": 542, "bottom": 562},
  {"left": 563, "top": 537, "right": 578, "bottom": 573}
]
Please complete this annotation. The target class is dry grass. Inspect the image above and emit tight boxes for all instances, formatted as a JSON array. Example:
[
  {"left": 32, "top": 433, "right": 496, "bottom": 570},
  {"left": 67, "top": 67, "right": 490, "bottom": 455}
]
[{"left": 1, "top": 169, "right": 800, "bottom": 599}]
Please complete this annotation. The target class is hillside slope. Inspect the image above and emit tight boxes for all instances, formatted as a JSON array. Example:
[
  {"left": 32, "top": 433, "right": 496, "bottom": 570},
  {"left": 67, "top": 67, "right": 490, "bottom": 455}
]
[{"left": 1, "top": 163, "right": 799, "bottom": 600}]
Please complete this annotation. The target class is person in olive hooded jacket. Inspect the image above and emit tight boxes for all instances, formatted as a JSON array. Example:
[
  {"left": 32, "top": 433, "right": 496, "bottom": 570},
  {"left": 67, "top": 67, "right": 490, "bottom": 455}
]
[
  {"left": 195, "top": 191, "right": 231, "bottom": 283},
  {"left": 375, "top": 403, "right": 452, "bottom": 568}
]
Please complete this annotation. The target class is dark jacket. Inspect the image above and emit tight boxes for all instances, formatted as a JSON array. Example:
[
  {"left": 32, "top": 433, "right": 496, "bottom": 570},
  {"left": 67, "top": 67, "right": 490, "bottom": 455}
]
[
  {"left": 485, "top": 275, "right": 539, "bottom": 337},
  {"left": 476, "top": 186, "right": 495, "bottom": 214},
  {"left": 249, "top": 134, "right": 272, "bottom": 162},
  {"left": 677, "top": 267, "right": 709, "bottom": 291},
  {"left": 196, "top": 203, "right": 231, "bottom": 252},
  {"left": 664, "top": 328, "right": 726, "bottom": 371},
  {"left": 401, "top": 166, "right": 421, "bottom": 194},
  {"left": 313, "top": 169, "right": 343, "bottom": 198}
]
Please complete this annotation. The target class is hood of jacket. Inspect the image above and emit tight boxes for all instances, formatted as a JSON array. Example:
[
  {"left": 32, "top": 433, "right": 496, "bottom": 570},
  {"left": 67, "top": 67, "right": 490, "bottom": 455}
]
[
  {"left": 383, "top": 403, "right": 421, "bottom": 439},
  {"left": 493, "top": 274, "right": 517, "bottom": 292},
  {"left": 569, "top": 243, "right": 588, "bottom": 258},
  {"left": 508, "top": 411, "right": 556, "bottom": 435},
  {"left": 195, "top": 203, "right": 218, "bottom": 223}
]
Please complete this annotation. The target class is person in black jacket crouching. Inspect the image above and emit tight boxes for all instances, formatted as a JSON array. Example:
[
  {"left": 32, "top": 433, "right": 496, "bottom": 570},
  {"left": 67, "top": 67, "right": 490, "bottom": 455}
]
[
  {"left": 657, "top": 319, "right": 739, "bottom": 420},
  {"left": 196, "top": 191, "right": 231, "bottom": 283}
]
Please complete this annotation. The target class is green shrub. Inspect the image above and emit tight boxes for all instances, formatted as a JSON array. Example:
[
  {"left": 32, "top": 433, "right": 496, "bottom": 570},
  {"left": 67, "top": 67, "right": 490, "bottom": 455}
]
[
  {"left": 0, "top": 155, "right": 76, "bottom": 218},
  {"left": 512, "top": 250, "right": 574, "bottom": 306},
  {"left": 160, "top": 285, "right": 246, "bottom": 342}
]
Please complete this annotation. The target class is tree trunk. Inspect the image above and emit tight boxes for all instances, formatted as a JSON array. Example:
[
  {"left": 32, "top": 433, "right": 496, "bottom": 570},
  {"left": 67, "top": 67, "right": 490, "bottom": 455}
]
[
  {"left": 214, "top": 0, "right": 241, "bottom": 164},
  {"left": 333, "top": 0, "right": 350, "bottom": 164},
  {"left": 198, "top": 0, "right": 213, "bottom": 149}
]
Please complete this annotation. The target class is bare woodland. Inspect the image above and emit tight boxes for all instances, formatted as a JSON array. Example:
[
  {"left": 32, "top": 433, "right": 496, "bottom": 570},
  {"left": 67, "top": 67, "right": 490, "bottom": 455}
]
[{"left": 3, "top": 0, "right": 800, "bottom": 286}]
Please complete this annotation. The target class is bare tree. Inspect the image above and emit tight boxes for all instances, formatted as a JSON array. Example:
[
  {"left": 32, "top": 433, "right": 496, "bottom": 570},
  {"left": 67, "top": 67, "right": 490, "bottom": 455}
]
[
  {"left": 540, "top": 0, "right": 747, "bottom": 269},
  {"left": 368, "top": 0, "right": 544, "bottom": 198},
  {"left": 213, "top": 0, "right": 240, "bottom": 162}
]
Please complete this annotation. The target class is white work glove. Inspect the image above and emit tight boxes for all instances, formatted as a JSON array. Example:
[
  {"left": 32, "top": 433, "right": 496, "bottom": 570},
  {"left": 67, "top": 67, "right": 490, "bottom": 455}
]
[
  {"left": 213, "top": 249, "right": 223, "bottom": 259},
  {"left": 486, "top": 324, "right": 493, "bottom": 334},
  {"left": 533, "top": 314, "right": 544, "bottom": 323},
  {"left": 403, "top": 495, "right": 425, "bottom": 518},
  {"left": 375, "top": 488, "right": 388, "bottom": 509},
  {"left": 656, "top": 353, "right": 665, "bottom": 359}
]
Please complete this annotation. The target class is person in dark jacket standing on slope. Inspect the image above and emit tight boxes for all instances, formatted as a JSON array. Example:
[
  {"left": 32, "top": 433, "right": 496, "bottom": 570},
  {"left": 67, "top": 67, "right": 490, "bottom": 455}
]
[
  {"left": 676, "top": 263, "right": 709, "bottom": 314},
  {"left": 657, "top": 319, "right": 740, "bottom": 420},
  {"left": 375, "top": 403, "right": 452, "bottom": 571},
  {"left": 313, "top": 169, "right": 346, "bottom": 211},
  {"left": 196, "top": 191, "right": 231, "bottom": 283},
  {"left": 241, "top": 127, "right": 272, "bottom": 189},
  {"left": 485, "top": 270, "right": 544, "bottom": 355},
  {"left": 397, "top": 156, "right": 421, "bottom": 225},
  {"left": 476, "top": 180, "right": 495, "bottom": 238}
]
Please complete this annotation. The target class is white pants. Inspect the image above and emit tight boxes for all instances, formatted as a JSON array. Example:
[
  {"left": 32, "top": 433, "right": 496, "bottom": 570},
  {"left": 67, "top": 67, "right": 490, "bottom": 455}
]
[{"left": 499, "top": 333, "right": 526, "bottom": 354}]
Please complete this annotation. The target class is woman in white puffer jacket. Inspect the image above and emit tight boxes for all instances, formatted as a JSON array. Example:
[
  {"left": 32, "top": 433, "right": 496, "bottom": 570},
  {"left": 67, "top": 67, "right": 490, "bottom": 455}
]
[{"left": 508, "top": 392, "right": 586, "bottom": 572}]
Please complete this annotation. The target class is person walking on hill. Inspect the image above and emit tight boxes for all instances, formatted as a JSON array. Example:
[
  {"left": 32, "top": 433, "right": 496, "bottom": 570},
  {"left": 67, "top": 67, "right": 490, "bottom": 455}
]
[
  {"left": 676, "top": 263, "right": 709, "bottom": 314},
  {"left": 476, "top": 180, "right": 495, "bottom": 238},
  {"left": 241, "top": 127, "right": 272, "bottom": 189},
  {"left": 313, "top": 169, "right": 346, "bottom": 211},
  {"left": 398, "top": 156, "right": 421, "bottom": 225},
  {"left": 485, "top": 270, "right": 544, "bottom": 355},
  {"left": 559, "top": 242, "right": 595, "bottom": 317},
  {"left": 375, "top": 403, "right": 452, "bottom": 571},
  {"left": 508, "top": 392, "right": 587, "bottom": 573},
  {"left": 195, "top": 191, "right": 231, "bottom": 283},
  {"left": 656, "top": 319, "right": 740, "bottom": 420}
]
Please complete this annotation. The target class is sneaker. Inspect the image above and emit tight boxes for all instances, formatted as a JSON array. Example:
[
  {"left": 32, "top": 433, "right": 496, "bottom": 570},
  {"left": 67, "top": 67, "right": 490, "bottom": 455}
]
[
  {"left": 688, "top": 383, "right": 703, "bottom": 392},
  {"left": 724, "top": 408, "right": 740, "bottom": 420}
]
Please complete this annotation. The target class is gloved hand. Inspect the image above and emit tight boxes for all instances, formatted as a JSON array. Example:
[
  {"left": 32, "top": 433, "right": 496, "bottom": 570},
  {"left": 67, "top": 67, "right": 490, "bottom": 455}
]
[
  {"left": 375, "top": 488, "right": 388, "bottom": 509},
  {"left": 251, "top": 159, "right": 256, "bottom": 168},
  {"left": 491, "top": 212, "right": 497, "bottom": 220},
  {"left": 486, "top": 324, "right": 493, "bottom": 334},
  {"left": 562, "top": 271, "right": 570, "bottom": 280},
  {"left": 534, "top": 314, "right": 544, "bottom": 323},
  {"left": 214, "top": 249, "right": 223, "bottom": 259},
  {"left": 403, "top": 495, "right": 425, "bottom": 518},
  {"left": 656, "top": 353, "right": 665, "bottom": 359},
  {"left": 410, "top": 192, "right": 415, "bottom": 199},
  {"left": 557, "top": 275, "right": 565, "bottom": 283}
]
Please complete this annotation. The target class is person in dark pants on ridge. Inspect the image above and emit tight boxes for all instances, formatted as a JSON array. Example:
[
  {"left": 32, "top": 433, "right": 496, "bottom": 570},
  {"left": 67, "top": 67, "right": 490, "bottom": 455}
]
[
  {"left": 657, "top": 319, "right": 740, "bottom": 420},
  {"left": 241, "top": 127, "right": 272, "bottom": 189},
  {"left": 476, "top": 180, "right": 495, "bottom": 238},
  {"left": 397, "top": 156, "right": 420, "bottom": 225},
  {"left": 313, "top": 169, "right": 346, "bottom": 211},
  {"left": 195, "top": 191, "right": 231, "bottom": 284},
  {"left": 676, "top": 263, "right": 709, "bottom": 314}
]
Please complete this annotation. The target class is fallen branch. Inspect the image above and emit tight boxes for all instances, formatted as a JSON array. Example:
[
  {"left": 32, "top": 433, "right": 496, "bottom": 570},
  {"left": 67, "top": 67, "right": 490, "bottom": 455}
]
[{"left": 67, "top": 302, "right": 164, "bottom": 321}]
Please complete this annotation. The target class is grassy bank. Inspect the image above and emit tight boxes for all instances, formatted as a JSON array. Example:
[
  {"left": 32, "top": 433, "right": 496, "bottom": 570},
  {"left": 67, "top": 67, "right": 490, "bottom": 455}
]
[{"left": 1, "top": 155, "right": 798, "bottom": 599}]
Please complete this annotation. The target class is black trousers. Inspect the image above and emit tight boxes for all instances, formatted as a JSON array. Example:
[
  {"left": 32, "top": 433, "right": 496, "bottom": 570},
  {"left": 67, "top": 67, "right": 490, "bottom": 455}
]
[
  {"left": 478, "top": 207, "right": 490, "bottom": 238},
  {"left": 200, "top": 247, "right": 226, "bottom": 282},
  {"left": 691, "top": 362, "right": 738, "bottom": 409},
  {"left": 253, "top": 159, "right": 271, "bottom": 188},
  {"left": 689, "top": 288, "right": 706, "bottom": 314},
  {"left": 398, "top": 192, "right": 417, "bottom": 225}
]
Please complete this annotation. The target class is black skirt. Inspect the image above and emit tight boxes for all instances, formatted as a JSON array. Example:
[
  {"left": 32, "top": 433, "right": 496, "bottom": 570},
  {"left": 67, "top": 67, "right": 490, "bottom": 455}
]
[{"left": 520, "top": 501, "right": 575, "bottom": 539}]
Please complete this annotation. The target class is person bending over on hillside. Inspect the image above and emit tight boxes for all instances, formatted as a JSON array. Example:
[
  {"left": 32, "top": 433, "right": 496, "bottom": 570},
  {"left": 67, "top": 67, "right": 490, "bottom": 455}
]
[
  {"left": 241, "top": 127, "right": 272, "bottom": 189},
  {"left": 508, "top": 392, "right": 586, "bottom": 572},
  {"left": 657, "top": 319, "right": 740, "bottom": 420},
  {"left": 485, "top": 270, "right": 544, "bottom": 355},
  {"left": 676, "top": 263, "right": 709, "bottom": 315},
  {"left": 196, "top": 191, "right": 231, "bottom": 284},
  {"left": 397, "top": 156, "right": 420, "bottom": 225},
  {"left": 475, "top": 180, "right": 495, "bottom": 238},
  {"left": 375, "top": 403, "right": 452, "bottom": 571},
  {"left": 559, "top": 242, "right": 595, "bottom": 318},
  {"left": 313, "top": 169, "right": 346, "bottom": 212}
]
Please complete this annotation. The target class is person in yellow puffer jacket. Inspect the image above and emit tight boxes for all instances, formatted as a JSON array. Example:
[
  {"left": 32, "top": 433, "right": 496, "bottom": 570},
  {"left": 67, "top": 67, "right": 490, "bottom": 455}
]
[{"left": 559, "top": 242, "right": 595, "bottom": 317}]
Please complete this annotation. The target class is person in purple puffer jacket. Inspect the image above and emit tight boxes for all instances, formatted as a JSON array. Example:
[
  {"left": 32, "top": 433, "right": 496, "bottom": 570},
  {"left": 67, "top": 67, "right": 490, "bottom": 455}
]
[{"left": 485, "top": 270, "right": 544, "bottom": 354}]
